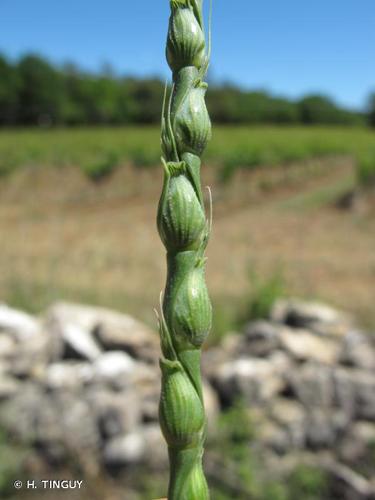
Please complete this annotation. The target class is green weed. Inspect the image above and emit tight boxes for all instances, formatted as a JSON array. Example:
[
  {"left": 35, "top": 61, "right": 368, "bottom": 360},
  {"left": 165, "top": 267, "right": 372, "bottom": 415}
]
[
  {"left": 357, "top": 150, "right": 375, "bottom": 188},
  {"left": 287, "top": 464, "right": 329, "bottom": 500},
  {"left": 0, "top": 429, "right": 28, "bottom": 498},
  {"left": 242, "top": 268, "right": 286, "bottom": 322},
  {"left": 82, "top": 151, "right": 119, "bottom": 181}
]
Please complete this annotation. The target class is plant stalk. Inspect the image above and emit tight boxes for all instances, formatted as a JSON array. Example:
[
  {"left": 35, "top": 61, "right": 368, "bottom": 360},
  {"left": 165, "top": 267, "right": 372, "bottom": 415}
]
[{"left": 156, "top": 1, "right": 212, "bottom": 498}]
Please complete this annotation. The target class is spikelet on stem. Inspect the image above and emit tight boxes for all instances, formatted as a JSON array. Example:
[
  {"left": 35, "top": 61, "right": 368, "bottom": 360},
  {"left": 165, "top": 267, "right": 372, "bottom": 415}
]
[{"left": 157, "top": 0, "right": 213, "bottom": 498}]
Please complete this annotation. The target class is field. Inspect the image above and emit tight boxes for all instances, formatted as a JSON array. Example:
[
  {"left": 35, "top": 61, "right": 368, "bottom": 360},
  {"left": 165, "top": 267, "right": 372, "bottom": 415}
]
[
  {"left": 0, "top": 125, "right": 374, "bottom": 334},
  {"left": 0, "top": 125, "right": 375, "bottom": 180}
]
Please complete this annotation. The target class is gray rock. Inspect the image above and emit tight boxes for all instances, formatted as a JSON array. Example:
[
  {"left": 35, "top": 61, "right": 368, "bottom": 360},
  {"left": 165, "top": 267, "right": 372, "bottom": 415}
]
[
  {"left": 45, "top": 302, "right": 158, "bottom": 363},
  {"left": 269, "top": 398, "right": 306, "bottom": 449},
  {"left": 305, "top": 410, "right": 338, "bottom": 449},
  {"left": 0, "top": 383, "right": 45, "bottom": 442},
  {"left": 287, "top": 363, "right": 335, "bottom": 408},
  {"left": 323, "top": 459, "right": 375, "bottom": 500},
  {"left": 202, "top": 342, "right": 238, "bottom": 380},
  {"left": 0, "top": 336, "right": 17, "bottom": 358},
  {"left": 38, "top": 394, "right": 100, "bottom": 469},
  {"left": 352, "top": 421, "right": 375, "bottom": 444},
  {"left": 0, "top": 384, "right": 100, "bottom": 466},
  {"left": 0, "top": 376, "right": 21, "bottom": 400},
  {"left": 45, "top": 362, "right": 94, "bottom": 390},
  {"left": 7, "top": 331, "right": 50, "bottom": 378},
  {"left": 355, "top": 376, "right": 375, "bottom": 421},
  {"left": 280, "top": 326, "right": 340, "bottom": 364},
  {"left": 45, "top": 304, "right": 102, "bottom": 361},
  {"left": 213, "top": 355, "right": 287, "bottom": 406},
  {"left": 270, "top": 350, "right": 291, "bottom": 372},
  {"left": 334, "top": 368, "right": 357, "bottom": 418},
  {"left": 86, "top": 389, "right": 141, "bottom": 439},
  {"left": 104, "top": 431, "right": 145, "bottom": 466},
  {"left": 203, "top": 381, "right": 220, "bottom": 432},
  {"left": 130, "top": 363, "right": 160, "bottom": 422},
  {"left": 61, "top": 323, "right": 102, "bottom": 361},
  {"left": 142, "top": 424, "right": 168, "bottom": 470},
  {"left": 339, "top": 422, "right": 375, "bottom": 465},
  {"left": 93, "top": 352, "right": 136, "bottom": 389},
  {"left": 0, "top": 306, "right": 48, "bottom": 377},
  {"left": 54, "top": 394, "right": 100, "bottom": 464},
  {"left": 258, "top": 420, "right": 291, "bottom": 454},
  {"left": 93, "top": 315, "right": 159, "bottom": 364},
  {"left": 340, "top": 330, "right": 375, "bottom": 371},
  {"left": 334, "top": 368, "right": 375, "bottom": 421},
  {"left": 272, "top": 299, "right": 351, "bottom": 337},
  {"left": 0, "top": 304, "right": 40, "bottom": 339},
  {"left": 242, "top": 321, "right": 281, "bottom": 356}
]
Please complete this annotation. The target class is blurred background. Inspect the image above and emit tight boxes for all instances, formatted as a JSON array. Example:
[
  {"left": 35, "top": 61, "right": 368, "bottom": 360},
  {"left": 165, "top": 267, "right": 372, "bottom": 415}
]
[{"left": 0, "top": 1, "right": 374, "bottom": 499}]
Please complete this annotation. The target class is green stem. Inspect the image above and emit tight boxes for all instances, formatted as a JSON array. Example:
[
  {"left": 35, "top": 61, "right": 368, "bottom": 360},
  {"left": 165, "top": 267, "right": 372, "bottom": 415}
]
[
  {"left": 168, "top": 447, "right": 209, "bottom": 500},
  {"left": 157, "top": 1, "right": 212, "bottom": 498}
]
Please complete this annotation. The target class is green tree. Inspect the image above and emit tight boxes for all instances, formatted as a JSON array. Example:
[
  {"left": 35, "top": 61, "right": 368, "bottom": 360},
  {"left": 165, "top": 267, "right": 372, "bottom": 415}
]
[
  {"left": 128, "top": 79, "right": 165, "bottom": 123},
  {"left": 270, "top": 98, "right": 299, "bottom": 124},
  {"left": 60, "top": 63, "right": 88, "bottom": 124},
  {"left": 299, "top": 95, "right": 343, "bottom": 124},
  {"left": 0, "top": 52, "right": 366, "bottom": 127},
  {"left": 368, "top": 92, "right": 375, "bottom": 128},
  {"left": 0, "top": 55, "right": 20, "bottom": 125},
  {"left": 17, "top": 55, "right": 65, "bottom": 125},
  {"left": 207, "top": 85, "right": 243, "bottom": 123}
]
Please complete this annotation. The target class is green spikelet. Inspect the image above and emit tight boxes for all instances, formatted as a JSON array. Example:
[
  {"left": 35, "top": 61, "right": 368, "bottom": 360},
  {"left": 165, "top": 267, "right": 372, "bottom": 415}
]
[
  {"left": 159, "top": 359, "right": 205, "bottom": 449},
  {"left": 169, "top": 256, "right": 212, "bottom": 349},
  {"left": 166, "top": 5, "right": 206, "bottom": 73},
  {"left": 173, "top": 81, "right": 211, "bottom": 157},
  {"left": 157, "top": 161, "right": 206, "bottom": 252},
  {"left": 156, "top": 0, "right": 213, "bottom": 498}
]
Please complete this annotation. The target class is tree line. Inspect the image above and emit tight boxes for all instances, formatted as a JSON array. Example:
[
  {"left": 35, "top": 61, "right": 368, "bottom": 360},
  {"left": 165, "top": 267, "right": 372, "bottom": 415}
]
[{"left": 0, "top": 54, "right": 372, "bottom": 127}]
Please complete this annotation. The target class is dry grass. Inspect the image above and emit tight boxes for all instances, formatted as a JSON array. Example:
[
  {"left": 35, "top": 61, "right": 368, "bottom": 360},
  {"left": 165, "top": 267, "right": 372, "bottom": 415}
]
[{"left": 0, "top": 156, "right": 374, "bottom": 332}]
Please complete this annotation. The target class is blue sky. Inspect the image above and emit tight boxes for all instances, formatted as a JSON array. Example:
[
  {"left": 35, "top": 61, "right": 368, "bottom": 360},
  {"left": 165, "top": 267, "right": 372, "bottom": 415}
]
[{"left": 1, "top": 0, "right": 374, "bottom": 110}]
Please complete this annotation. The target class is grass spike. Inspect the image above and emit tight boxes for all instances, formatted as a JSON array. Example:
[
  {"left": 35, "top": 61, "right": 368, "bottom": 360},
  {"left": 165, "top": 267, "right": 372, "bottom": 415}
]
[{"left": 156, "top": 1, "right": 213, "bottom": 498}]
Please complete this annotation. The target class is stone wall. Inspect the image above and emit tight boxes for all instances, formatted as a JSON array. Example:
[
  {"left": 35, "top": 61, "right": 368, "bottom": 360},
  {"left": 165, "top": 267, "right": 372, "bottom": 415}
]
[{"left": 0, "top": 299, "right": 374, "bottom": 498}]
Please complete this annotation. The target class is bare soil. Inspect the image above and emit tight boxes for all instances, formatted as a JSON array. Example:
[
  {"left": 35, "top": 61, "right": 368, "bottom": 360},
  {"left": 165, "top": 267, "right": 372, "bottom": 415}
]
[{"left": 0, "top": 157, "right": 374, "bottom": 330}]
